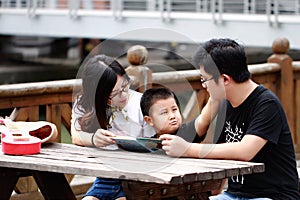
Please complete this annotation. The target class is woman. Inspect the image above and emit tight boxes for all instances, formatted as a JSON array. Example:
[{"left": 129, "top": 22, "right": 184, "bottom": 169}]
[{"left": 71, "top": 54, "right": 155, "bottom": 200}]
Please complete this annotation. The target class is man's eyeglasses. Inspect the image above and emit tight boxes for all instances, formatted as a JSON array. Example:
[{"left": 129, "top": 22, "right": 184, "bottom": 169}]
[
  {"left": 109, "top": 80, "right": 130, "bottom": 99},
  {"left": 200, "top": 76, "right": 214, "bottom": 84}
]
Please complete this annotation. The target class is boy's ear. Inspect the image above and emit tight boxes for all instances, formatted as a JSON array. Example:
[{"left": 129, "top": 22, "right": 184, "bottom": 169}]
[{"left": 144, "top": 116, "right": 153, "bottom": 126}]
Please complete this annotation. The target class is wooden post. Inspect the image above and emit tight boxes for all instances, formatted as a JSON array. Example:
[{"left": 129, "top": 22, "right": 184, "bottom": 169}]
[
  {"left": 125, "top": 45, "right": 152, "bottom": 93},
  {"left": 267, "top": 38, "right": 296, "bottom": 147},
  {"left": 46, "top": 104, "right": 62, "bottom": 143}
]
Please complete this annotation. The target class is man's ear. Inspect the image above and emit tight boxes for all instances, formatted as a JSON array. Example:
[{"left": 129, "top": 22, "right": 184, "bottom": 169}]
[
  {"left": 221, "top": 74, "right": 231, "bottom": 85},
  {"left": 144, "top": 116, "right": 153, "bottom": 126}
]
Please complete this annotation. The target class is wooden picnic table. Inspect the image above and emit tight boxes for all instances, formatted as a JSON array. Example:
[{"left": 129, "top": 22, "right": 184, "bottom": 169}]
[{"left": 0, "top": 142, "right": 264, "bottom": 200}]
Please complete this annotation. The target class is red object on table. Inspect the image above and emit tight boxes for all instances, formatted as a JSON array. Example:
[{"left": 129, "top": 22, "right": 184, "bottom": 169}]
[{"left": 1, "top": 129, "right": 41, "bottom": 155}]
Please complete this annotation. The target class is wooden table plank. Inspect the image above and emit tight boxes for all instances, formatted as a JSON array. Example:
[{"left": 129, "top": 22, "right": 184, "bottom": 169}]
[
  {"left": 0, "top": 152, "right": 224, "bottom": 184},
  {"left": 42, "top": 143, "right": 264, "bottom": 180},
  {"left": 40, "top": 143, "right": 263, "bottom": 176},
  {"left": 0, "top": 153, "right": 170, "bottom": 183},
  {"left": 19, "top": 153, "right": 244, "bottom": 183},
  {"left": 0, "top": 143, "right": 264, "bottom": 185}
]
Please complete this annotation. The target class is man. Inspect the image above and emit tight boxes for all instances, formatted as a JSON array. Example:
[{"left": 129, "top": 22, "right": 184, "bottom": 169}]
[{"left": 160, "top": 38, "right": 299, "bottom": 199}]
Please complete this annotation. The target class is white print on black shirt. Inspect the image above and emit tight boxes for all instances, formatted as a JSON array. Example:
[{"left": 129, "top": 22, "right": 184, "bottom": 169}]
[
  {"left": 225, "top": 121, "right": 245, "bottom": 184},
  {"left": 231, "top": 174, "right": 244, "bottom": 184},
  {"left": 225, "top": 121, "right": 244, "bottom": 142}
]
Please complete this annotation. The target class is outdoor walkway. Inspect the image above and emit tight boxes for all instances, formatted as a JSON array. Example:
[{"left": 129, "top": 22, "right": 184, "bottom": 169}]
[{"left": 1, "top": 0, "right": 300, "bottom": 48}]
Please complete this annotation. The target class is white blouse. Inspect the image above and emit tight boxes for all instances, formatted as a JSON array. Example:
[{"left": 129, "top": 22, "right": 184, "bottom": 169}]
[{"left": 71, "top": 89, "right": 155, "bottom": 148}]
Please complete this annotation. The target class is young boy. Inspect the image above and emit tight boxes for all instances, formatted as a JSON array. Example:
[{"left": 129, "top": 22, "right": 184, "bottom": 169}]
[{"left": 140, "top": 87, "right": 211, "bottom": 143}]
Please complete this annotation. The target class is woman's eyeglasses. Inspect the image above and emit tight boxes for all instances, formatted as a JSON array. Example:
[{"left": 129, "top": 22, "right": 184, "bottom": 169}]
[{"left": 109, "top": 80, "right": 130, "bottom": 99}]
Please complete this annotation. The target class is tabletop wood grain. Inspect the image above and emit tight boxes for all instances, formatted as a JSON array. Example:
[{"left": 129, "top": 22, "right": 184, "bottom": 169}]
[{"left": 0, "top": 142, "right": 264, "bottom": 185}]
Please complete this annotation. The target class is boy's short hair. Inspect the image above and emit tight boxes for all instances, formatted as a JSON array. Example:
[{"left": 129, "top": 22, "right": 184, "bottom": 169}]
[{"left": 140, "top": 87, "right": 180, "bottom": 116}]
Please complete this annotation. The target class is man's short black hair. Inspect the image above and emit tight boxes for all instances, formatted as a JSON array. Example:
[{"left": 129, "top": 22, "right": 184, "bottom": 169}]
[{"left": 192, "top": 38, "right": 251, "bottom": 83}]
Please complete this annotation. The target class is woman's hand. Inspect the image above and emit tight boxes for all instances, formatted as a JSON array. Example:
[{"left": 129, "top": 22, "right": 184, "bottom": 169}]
[
  {"left": 159, "top": 134, "right": 191, "bottom": 157},
  {"left": 92, "top": 129, "right": 116, "bottom": 147}
]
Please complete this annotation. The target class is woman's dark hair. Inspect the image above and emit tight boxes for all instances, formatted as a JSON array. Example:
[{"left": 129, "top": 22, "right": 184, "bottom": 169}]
[
  {"left": 75, "top": 54, "right": 129, "bottom": 132},
  {"left": 140, "top": 87, "right": 180, "bottom": 116},
  {"left": 192, "top": 38, "right": 251, "bottom": 83}
]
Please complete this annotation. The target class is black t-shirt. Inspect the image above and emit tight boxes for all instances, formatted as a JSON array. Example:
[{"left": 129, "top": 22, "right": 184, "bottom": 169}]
[
  {"left": 176, "top": 119, "right": 205, "bottom": 143},
  {"left": 216, "top": 85, "right": 299, "bottom": 199}
]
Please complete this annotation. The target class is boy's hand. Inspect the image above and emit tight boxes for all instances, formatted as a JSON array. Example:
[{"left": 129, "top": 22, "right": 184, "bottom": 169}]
[{"left": 159, "top": 134, "right": 191, "bottom": 157}]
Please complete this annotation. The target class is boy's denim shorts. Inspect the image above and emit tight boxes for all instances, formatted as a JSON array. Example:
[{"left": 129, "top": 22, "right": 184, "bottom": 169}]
[{"left": 84, "top": 177, "right": 125, "bottom": 200}]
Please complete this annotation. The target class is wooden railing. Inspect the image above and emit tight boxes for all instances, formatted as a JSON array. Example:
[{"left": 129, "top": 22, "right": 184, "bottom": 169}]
[
  {"left": 0, "top": 38, "right": 299, "bottom": 154},
  {"left": 0, "top": 37, "right": 300, "bottom": 199}
]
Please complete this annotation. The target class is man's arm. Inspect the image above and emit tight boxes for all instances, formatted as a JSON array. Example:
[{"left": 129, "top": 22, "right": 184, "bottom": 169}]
[
  {"left": 186, "top": 134, "right": 267, "bottom": 161},
  {"left": 194, "top": 98, "right": 221, "bottom": 138},
  {"left": 160, "top": 134, "right": 267, "bottom": 161}
]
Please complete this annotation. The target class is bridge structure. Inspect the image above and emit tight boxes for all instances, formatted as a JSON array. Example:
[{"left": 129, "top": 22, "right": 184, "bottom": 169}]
[{"left": 0, "top": 0, "right": 300, "bottom": 49}]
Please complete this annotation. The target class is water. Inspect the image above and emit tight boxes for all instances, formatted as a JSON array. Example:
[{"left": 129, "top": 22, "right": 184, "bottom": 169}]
[{"left": 1, "top": 41, "right": 300, "bottom": 85}]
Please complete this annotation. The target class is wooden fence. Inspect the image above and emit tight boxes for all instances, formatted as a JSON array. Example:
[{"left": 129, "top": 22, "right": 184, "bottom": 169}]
[
  {"left": 0, "top": 37, "right": 299, "bottom": 199},
  {"left": 1, "top": 37, "right": 299, "bottom": 153}
]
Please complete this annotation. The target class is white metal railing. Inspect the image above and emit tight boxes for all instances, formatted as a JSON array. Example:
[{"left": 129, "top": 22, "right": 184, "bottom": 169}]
[
  {"left": 1, "top": 0, "right": 300, "bottom": 25},
  {"left": 1, "top": 0, "right": 300, "bottom": 48},
  {"left": 1, "top": 0, "right": 299, "bottom": 13}
]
